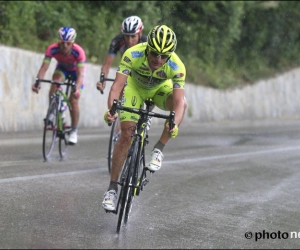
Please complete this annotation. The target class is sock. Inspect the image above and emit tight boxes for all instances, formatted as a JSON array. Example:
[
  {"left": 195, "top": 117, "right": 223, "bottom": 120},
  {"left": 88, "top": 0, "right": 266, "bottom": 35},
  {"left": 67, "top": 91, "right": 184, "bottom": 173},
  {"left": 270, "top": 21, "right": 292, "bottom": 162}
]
[
  {"left": 108, "top": 181, "right": 118, "bottom": 193},
  {"left": 153, "top": 141, "right": 165, "bottom": 152},
  {"left": 71, "top": 126, "right": 77, "bottom": 132}
]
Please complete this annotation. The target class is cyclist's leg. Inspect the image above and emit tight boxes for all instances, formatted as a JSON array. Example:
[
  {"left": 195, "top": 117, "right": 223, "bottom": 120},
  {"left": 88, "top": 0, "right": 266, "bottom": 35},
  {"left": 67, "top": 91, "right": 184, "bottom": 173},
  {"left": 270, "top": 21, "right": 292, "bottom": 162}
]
[
  {"left": 49, "top": 65, "right": 65, "bottom": 103},
  {"left": 152, "top": 79, "right": 187, "bottom": 144},
  {"left": 114, "top": 85, "right": 126, "bottom": 135},
  {"left": 110, "top": 82, "right": 143, "bottom": 185},
  {"left": 103, "top": 81, "right": 143, "bottom": 210},
  {"left": 66, "top": 69, "right": 81, "bottom": 129},
  {"left": 147, "top": 80, "right": 187, "bottom": 171}
]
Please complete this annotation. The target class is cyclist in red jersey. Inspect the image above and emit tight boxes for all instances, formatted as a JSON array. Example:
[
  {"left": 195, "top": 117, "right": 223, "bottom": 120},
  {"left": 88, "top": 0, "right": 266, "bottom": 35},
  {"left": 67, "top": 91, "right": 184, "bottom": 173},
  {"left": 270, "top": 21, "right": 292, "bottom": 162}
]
[
  {"left": 32, "top": 27, "right": 86, "bottom": 145},
  {"left": 96, "top": 15, "right": 146, "bottom": 92}
]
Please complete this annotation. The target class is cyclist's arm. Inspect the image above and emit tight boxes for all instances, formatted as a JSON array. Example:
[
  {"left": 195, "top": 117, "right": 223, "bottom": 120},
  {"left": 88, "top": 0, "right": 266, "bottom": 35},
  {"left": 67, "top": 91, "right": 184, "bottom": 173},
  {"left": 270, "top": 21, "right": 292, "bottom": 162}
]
[
  {"left": 75, "top": 65, "right": 85, "bottom": 91},
  {"left": 101, "top": 54, "right": 115, "bottom": 79},
  {"left": 172, "top": 88, "right": 186, "bottom": 126},
  {"left": 36, "top": 60, "right": 50, "bottom": 80},
  {"left": 108, "top": 72, "right": 127, "bottom": 109}
]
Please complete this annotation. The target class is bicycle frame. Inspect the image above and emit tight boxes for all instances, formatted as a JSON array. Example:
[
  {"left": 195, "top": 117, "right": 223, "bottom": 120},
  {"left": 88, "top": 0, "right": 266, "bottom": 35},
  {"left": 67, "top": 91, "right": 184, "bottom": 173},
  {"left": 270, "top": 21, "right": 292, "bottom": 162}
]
[
  {"left": 36, "top": 75, "right": 76, "bottom": 160},
  {"left": 107, "top": 98, "right": 175, "bottom": 233}
]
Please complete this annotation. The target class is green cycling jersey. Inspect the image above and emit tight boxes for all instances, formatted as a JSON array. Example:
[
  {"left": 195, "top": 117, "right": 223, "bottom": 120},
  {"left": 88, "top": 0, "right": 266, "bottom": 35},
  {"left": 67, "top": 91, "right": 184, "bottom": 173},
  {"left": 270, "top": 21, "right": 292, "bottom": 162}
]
[{"left": 117, "top": 42, "right": 186, "bottom": 90}]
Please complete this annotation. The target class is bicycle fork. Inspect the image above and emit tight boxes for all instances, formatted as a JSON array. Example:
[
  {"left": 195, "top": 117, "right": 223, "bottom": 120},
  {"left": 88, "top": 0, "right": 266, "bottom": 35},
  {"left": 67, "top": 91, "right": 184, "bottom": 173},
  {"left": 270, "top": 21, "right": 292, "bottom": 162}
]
[{"left": 133, "top": 132, "right": 151, "bottom": 196}]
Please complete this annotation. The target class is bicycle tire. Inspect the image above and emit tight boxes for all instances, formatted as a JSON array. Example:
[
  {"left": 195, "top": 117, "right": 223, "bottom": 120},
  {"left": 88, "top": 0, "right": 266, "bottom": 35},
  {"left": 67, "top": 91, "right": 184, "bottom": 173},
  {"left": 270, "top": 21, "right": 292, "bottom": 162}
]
[
  {"left": 123, "top": 140, "right": 139, "bottom": 225},
  {"left": 107, "top": 119, "right": 116, "bottom": 173},
  {"left": 59, "top": 121, "right": 71, "bottom": 159},
  {"left": 116, "top": 154, "right": 133, "bottom": 233},
  {"left": 107, "top": 116, "right": 121, "bottom": 173},
  {"left": 43, "top": 97, "right": 58, "bottom": 161}
]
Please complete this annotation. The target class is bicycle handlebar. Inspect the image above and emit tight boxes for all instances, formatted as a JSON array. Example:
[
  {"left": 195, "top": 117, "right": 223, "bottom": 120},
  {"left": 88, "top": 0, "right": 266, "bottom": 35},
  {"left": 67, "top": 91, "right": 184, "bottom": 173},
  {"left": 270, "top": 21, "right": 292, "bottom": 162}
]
[
  {"left": 35, "top": 78, "right": 76, "bottom": 92},
  {"left": 97, "top": 72, "right": 115, "bottom": 95},
  {"left": 109, "top": 99, "right": 176, "bottom": 131}
]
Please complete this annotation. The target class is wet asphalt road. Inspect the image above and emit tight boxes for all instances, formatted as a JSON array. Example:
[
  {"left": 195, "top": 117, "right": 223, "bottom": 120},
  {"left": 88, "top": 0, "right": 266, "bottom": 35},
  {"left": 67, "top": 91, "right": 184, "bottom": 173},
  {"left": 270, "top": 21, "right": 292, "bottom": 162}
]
[{"left": 1, "top": 119, "right": 300, "bottom": 249}]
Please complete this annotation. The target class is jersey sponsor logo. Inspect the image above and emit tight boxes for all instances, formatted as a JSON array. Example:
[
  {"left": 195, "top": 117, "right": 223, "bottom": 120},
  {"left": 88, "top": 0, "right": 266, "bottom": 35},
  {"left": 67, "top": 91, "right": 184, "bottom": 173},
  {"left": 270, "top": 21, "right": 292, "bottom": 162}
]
[
  {"left": 173, "top": 83, "right": 181, "bottom": 89},
  {"left": 174, "top": 73, "right": 184, "bottom": 78},
  {"left": 156, "top": 70, "right": 167, "bottom": 78},
  {"left": 167, "top": 59, "right": 179, "bottom": 71},
  {"left": 71, "top": 49, "right": 79, "bottom": 58},
  {"left": 131, "top": 51, "right": 144, "bottom": 58},
  {"left": 122, "top": 69, "right": 130, "bottom": 75},
  {"left": 120, "top": 115, "right": 129, "bottom": 121},
  {"left": 131, "top": 70, "right": 167, "bottom": 88},
  {"left": 131, "top": 96, "right": 137, "bottom": 106},
  {"left": 137, "top": 70, "right": 151, "bottom": 75},
  {"left": 50, "top": 47, "right": 60, "bottom": 55},
  {"left": 139, "top": 66, "right": 149, "bottom": 71},
  {"left": 130, "top": 116, "right": 139, "bottom": 122},
  {"left": 120, "top": 62, "right": 128, "bottom": 68},
  {"left": 123, "top": 56, "right": 131, "bottom": 63},
  {"left": 174, "top": 79, "right": 185, "bottom": 83}
]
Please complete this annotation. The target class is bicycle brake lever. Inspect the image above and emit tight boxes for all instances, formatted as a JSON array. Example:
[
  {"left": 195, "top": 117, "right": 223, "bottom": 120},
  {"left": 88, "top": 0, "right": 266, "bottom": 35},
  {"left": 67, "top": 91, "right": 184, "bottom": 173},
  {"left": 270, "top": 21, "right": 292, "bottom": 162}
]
[
  {"left": 34, "top": 78, "right": 40, "bottom": 88},
  {"left": 71, "top": 82, "right": 76, "bottom": 93},
  {"left": 97, "top": 72, "right": 105, "bottom": 94}
]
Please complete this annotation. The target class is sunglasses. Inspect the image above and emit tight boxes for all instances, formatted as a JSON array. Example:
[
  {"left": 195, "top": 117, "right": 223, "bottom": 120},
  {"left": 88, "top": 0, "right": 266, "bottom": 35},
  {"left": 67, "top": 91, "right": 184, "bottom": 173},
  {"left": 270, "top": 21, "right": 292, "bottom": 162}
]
[
  {"left": 58, "top": 40, "right": 73, "bottom": 46},
  {"left": 149, "top": 50, "right": 169, "bottom": 59}
]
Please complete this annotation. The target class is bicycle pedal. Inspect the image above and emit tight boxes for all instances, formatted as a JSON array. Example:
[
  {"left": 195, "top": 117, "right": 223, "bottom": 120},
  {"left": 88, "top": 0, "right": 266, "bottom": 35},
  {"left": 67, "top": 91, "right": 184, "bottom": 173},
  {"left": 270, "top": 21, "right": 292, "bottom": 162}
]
[
  {"left": 142, "top": 179, "right": 149, "bottom": 186},
  {"left": 105, "top": 209, "right": 117, "bottom": 214},
  {"left": 148, "top": 169, "right": 155, "bottom": 174}
]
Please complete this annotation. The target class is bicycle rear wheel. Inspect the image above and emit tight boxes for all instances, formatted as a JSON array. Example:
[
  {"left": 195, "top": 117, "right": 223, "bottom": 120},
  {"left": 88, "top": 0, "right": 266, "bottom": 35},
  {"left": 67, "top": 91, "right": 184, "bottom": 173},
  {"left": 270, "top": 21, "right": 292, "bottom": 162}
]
[
  {"left": 108, "top": 117, "right": 120, "bottom": 173},
  {"left": 59, "top": 122, "right": 71, "bottom": 159},
  {"left": 43, "top": 98, "right": 58, "bottom": 161}
]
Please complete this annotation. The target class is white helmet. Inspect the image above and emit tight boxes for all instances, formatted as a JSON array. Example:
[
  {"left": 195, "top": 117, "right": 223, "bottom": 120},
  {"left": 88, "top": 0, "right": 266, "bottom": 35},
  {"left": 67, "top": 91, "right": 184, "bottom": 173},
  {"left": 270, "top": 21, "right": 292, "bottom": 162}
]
[{"left": 121, "top": 16, "right": 144, "bottom": 35}]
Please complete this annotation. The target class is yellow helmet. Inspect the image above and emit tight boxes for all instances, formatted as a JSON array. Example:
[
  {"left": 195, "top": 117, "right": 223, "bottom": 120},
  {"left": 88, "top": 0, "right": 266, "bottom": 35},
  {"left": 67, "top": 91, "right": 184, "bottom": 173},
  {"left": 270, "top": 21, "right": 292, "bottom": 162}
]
[{"left": 147, "top": 25, "right": 177, "bottom": 55}]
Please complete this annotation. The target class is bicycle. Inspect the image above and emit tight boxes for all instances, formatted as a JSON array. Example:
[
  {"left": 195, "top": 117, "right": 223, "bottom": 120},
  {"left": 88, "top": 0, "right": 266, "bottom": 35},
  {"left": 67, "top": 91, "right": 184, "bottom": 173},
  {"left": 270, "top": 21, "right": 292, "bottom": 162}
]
[
  {"left": 97, "top": 73, "right": 121, "bottom": 174},
  {"left": 35, "top": 75, "right": 76, "bottom": 161},
  {"left": 106, "top": 98, "right": 175, "bottom": 233}
]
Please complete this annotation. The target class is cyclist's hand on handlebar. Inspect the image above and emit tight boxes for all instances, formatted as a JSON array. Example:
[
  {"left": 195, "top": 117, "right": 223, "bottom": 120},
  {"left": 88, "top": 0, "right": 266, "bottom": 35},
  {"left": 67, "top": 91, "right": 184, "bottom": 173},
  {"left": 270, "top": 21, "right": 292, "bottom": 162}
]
[
  {"left": 104, "top": 109, "right": 118, "bottom": 124},
  {"left": 32, "top": 83, "right": 40, "bottom": 94},
  {"left": 166, "top": 122, "right": 179, "bottom": 138},
  {"left": 96, "top": 81, "right": 105, "bottom": 92}
]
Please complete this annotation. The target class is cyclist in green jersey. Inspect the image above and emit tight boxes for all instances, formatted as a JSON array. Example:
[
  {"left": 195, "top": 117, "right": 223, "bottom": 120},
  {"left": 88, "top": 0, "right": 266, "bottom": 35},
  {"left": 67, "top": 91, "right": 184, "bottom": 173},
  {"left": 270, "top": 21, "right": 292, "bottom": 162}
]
[{"left": 102, "top": 25, "right": 187, "bottom": 211}]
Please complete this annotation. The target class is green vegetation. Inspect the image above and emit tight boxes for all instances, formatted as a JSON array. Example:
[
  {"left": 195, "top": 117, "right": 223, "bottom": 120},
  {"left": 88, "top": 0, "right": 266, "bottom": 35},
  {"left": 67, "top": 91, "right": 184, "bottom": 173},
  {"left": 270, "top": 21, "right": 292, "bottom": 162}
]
[{"left": 1, "top": 1, "right": 299, "bottom": 89}]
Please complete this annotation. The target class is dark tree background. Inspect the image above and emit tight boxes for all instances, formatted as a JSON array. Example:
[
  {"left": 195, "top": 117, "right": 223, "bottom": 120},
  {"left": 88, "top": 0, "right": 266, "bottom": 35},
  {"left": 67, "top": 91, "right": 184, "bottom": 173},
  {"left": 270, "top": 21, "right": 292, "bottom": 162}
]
[{"left": 1, "top": 1, "right": 299, "bottom": 89}]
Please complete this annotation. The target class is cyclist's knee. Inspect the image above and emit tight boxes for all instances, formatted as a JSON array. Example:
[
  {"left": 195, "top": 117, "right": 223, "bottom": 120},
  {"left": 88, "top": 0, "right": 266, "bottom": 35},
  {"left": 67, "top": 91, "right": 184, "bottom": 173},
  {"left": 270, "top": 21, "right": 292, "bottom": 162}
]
[{"left": 120, "top": 121, "right": 135, "bottom": 137}]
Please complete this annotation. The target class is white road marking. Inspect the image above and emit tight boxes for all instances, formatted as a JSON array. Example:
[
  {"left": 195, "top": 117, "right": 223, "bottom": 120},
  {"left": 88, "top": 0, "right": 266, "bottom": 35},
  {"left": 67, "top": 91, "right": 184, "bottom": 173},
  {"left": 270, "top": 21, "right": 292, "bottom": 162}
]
[
  {"left": 164, "top": 145, "right": 300, "bottom": 164},
  {"left": 1, "top": 145, "right": 300, "bottom": 183}
]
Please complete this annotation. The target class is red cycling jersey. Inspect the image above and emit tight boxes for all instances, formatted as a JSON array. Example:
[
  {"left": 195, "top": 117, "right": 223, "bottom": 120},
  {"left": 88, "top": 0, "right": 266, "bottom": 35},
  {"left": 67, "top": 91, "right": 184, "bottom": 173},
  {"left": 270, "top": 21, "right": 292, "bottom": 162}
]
[{"left": 43, "top": 43, "right": 86, "bottom": 71}]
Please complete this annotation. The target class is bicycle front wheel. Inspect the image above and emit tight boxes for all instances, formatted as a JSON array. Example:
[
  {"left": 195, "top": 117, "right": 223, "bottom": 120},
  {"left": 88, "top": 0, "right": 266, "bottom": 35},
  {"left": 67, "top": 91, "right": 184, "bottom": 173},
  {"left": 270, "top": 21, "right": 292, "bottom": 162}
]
[
  {"left": 116, "top": 139, "right": 138, "bottom": 233},
  {"left": 108, "top": 117, "right": 120, "bottom": 173},
  {"left": 43, "top": 98, "right": 58, "bottom": 161},
  {"left": 124, "top": 140, "right": 142, "bottom": 224},
  {"left": 116, "top": 155, "right": 132, "bottom": 233}
]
